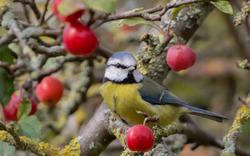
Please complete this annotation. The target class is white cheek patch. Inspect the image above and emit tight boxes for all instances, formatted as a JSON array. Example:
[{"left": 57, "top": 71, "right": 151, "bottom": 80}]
[{"left": 104, "top": 66, "right": 128, "bottom": 81}]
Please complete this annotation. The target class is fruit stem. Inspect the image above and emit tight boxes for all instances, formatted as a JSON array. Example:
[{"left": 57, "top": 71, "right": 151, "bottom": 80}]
[
  {"left": 173, "top": 33, "right": 181, "bottom": 49},
  {"left": 164, "top": 16, "right": 174, "bottom": 36}
]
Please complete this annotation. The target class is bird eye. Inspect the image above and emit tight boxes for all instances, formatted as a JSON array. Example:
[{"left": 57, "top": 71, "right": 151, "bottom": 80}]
[{"left": 115, "top": 64, "right": 126, "bottom": 69}]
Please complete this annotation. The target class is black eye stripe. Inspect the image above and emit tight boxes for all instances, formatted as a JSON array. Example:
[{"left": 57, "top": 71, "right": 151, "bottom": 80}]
[
  {"left": 116, "top": 64, "right": 127, "bottom": 69},
  {"left": 108, "top": 64, "right": 127, "bottom": 69},
  {"left": 107, "top": 64, "right": 137, "bottom": 69}
]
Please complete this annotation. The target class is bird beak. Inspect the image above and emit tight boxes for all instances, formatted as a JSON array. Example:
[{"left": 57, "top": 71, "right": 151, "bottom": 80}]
[{"left": 128, "top": 66, "right": 135, "bottom": 73}]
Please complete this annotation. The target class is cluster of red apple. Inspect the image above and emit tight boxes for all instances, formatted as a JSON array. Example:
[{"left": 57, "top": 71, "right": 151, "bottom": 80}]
[
  {"left": 53, "top": 0, "right": 98, "bottom": 56},
  {"left": 2, "top": 0, "right": 102, "bottom": 121},
  {"left": 3, "top": 77, "right": 63, "bottom": 121}
]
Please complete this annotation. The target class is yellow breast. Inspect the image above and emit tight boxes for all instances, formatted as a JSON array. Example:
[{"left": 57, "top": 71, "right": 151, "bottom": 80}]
[{"left": 100, "top": 81, "right": 182, "bottom": 127}]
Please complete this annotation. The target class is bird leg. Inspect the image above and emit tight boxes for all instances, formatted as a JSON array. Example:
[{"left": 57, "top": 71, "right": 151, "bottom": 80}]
[{"left": 136, "top": 110, "right": 160, "bottom": 126}]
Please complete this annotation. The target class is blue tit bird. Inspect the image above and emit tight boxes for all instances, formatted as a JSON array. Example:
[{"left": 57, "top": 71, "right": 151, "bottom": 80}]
[{"left": 100, "top": 52, "right": 227, "bottom": 127}]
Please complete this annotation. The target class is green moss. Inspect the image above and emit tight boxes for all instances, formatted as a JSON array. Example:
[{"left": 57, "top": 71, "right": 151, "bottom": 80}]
[{"left": 222, "top": 104, "right": 250, "bottom": 156}]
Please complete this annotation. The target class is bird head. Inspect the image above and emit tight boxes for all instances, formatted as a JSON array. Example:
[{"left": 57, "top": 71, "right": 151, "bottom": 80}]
[{"left": 103, "top": 52, "right": 144, "bottom": 83}]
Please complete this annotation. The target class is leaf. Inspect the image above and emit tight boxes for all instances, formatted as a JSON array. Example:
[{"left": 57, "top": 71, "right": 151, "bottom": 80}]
[
  {"left": 0, "top": 45, "right": 14, "bottom": 64},
  {"left": 17, "top": 97, "right": 31, "bottom": 120},
  {"left": 8, "top": 43, "right": 21, "bottom": 54},
  {"left": 210, "top": 1, "right": 233, "bottom": 15},
  {"left": 0, "top": 141, "right": 15, "bottom": 156},
  {"left": 17, "top": 116, "right": 42, "bottom": 139},
  {"left": 169, "top": 5, "right": 186, "bottom": 20},
  {"left": 0, "top": 45, "right": 14, "bottom": 106},
  {"left": 113, "top": 17, "right": 152, "bottom": 28},
  {"left": 82, "top": 0, "right": 117, "bottom": 13},
  {"left": 113, "top": 17, "right": 164, "bottom": 34},
  {"left": 58, "top": 0, "right": 85, "bottom": 16},
  {"left": 0, "top": 70, "right": 14, "bottom": 106}
]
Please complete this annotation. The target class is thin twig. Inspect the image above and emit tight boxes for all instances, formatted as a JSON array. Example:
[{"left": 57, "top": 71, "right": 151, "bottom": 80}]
[
  {"left": 21, "top": 3, "right": 31, "bottom": 23},
  {"left": 96, "top": 45, "right": 114, "bottom": 59},
  {"left": 92, "top": 0, "right": 199, "bottom": 28},
  {"left": 29, "top": 0, "right": 41, "bottom": 19},
  {"left": 0, "top": 61, "right": 15, "bottom": 78},
  {"left": 22, "top": 56, "right": 88, "bottom": 90},
  {"left": 0, "top": 31, "right": 15, "bottom": 46},
  {"left": 32, "top": 45, "right": 66, "bottom": 57},
  {"left": 37, "top": 0, "right": 50, "bottom": 26}
]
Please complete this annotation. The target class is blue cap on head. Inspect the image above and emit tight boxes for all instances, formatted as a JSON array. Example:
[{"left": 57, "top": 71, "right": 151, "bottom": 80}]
[
  {"left": 110, "top": 52, "right": 135, "bottom": 60},
  {"left": 107, "top": 52, "right": 137, "bottom": 66}
]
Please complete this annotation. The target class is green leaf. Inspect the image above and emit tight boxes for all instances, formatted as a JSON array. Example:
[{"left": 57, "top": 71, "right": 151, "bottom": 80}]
[
  {"left": 112, "top": 17, "right": 164, "bottom": 34},
  {"left": 17, "top": 116, "right": 42, "bottom": 139},
  {"left": 0, "top": 69, "right": 14, "bottom": 106},
  {"left": 210, "top": 1, "right": 233, "bottom": 15},
  {"left": 169, "top": 5, "right": 186, "bottom": 20},
  {"left": 0, "top": 45, "right": 14, "bottom": 64},
  {"left": 0, "top": 141, "right": 15, "bottom": 156},
  {"left": 0, "top": 45, "right": 14, "bottom": 106},
  {"left": 8, "top": 43, "right": 21, "bottom": 54},
  {"left": 82, "top": 0, "right": 117, "bottom": 13},
  {"left": 58, "top": 0, "right": 85, "bottom": 16},
  {"left": 113, "top": 17, "right": 152, "bottom": 28},
  {"left": 17, "top": 97, "right": 31, "bottom": 120}
]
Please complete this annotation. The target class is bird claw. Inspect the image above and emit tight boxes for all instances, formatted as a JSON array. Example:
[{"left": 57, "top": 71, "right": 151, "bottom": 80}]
[
  {"left": 136, "top": 110, "right": 160, "bottom": 126},
  {"left": 136, "top": 110, "right": 149, "bottom": 118},
  {"left": 143, "top": 115, "right": 160, "bottom": 126}
]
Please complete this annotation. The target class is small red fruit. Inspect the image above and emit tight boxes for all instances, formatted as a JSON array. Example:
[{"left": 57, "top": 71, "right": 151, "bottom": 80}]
[
  {"left": 63, "top": 21, "right": 98, "bottom": 56},
  {"left": 35, "top": 77, "right": 64, "bottom": 106},
  {"left": 52, "top": 0, "right": 85, "bottom": 23},
  {"left": 166, "top": 44, "right": 196, "bottom": 71},
  {"left": 126, "top": 125, "right": 154, "bottom": 152},
  {"left": 4, "top": 94, "right": 37, "bottom": 121}
]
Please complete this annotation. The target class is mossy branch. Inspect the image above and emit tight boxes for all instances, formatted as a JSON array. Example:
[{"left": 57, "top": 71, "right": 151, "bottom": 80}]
[
  {"left": 0, "top": 121, "right": 81, "bottom": 156},
  {"left": 221, "top": 97, "right": 250, "bottom": 156}
]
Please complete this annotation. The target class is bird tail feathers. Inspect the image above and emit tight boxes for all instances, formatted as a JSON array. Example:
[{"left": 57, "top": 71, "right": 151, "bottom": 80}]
[{"left": 184, "top": 105, "right": 228, "bottom": 122}]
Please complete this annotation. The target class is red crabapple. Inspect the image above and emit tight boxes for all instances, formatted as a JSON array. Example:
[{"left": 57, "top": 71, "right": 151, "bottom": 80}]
[
  {"left": 166, "top": 44, "right": 196, "bottom": 71},
  {"left": 63, "top": 21, "right": 98, "bottom": 56},
  {"left": 4, "top": 94, "right": 37, "bottom": 121},
  {"left": 126, "top": 124, "right": 154, "bottom": 152},
  {"left": 35, "top": 76, "right": 64, "bottom": 106}
]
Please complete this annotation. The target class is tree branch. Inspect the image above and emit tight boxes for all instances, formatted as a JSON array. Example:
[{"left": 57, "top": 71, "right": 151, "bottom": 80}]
[
  {"left": 22, "top": 56, "right": 89, "bottom": 91},
  {"left": 0, "top": 121, "right": 81, "bottom": 155},
  {"left": 92, "top": 0, "right": 201, "bottom": 28},
  {"left": 37, "top": 0, "right": 50, "bottom": 26},
  {"left": 79, "top": 103, "right": 116, "bottom": 156},
  {"left": 221, "top": 97, "right": 250, "bottom": 156},
  {"left": 0, "top": 31, "right": 15, "bottom": 46}
]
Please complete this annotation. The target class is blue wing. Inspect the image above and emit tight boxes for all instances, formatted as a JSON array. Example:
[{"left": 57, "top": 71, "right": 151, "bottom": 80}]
[
  {"left": 138, "top": 76, "right": 228, "bottom": 122},
  {"left": 138, "top": 76, "right": 187, "bottom": 107}
]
